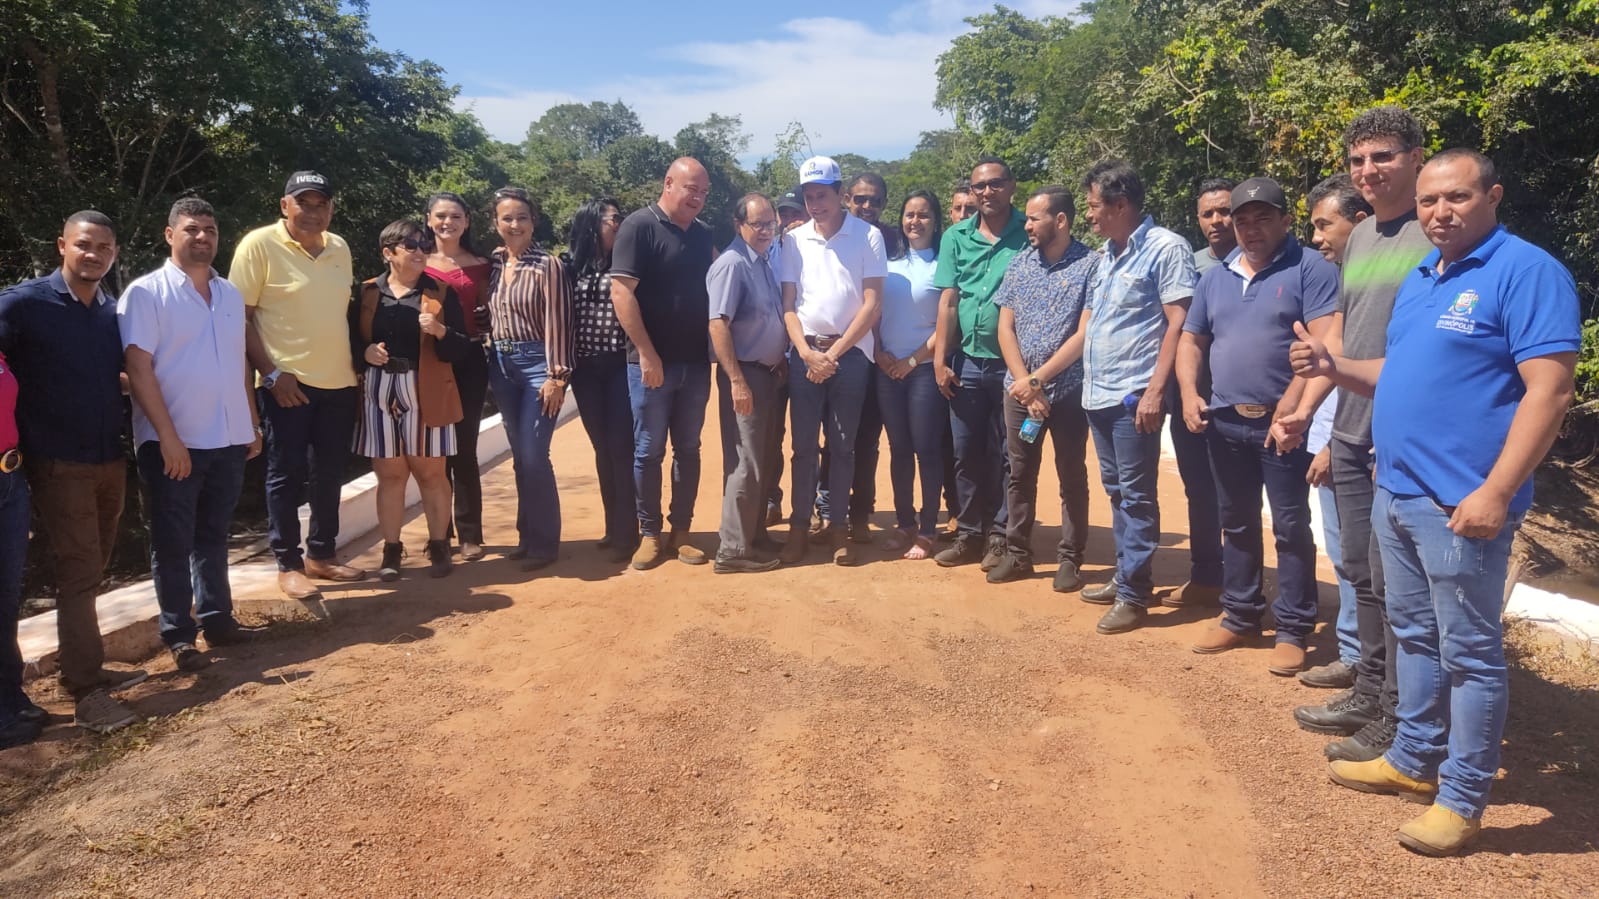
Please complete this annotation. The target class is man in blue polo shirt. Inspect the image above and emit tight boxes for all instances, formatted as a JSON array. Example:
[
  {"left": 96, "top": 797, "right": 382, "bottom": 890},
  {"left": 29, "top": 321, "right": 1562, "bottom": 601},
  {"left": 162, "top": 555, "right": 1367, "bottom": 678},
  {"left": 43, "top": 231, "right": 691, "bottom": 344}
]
[
  {"left": 1178, "top": 178, "right": 1339, "bottom": 676},
  {"left": 1293, "top": 149, "right": 1580, "bottom": 856}
]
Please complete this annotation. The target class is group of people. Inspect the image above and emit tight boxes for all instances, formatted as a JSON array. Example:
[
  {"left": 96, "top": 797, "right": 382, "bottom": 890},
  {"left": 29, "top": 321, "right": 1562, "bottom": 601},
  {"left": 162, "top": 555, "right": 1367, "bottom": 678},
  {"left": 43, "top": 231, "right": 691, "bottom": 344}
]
[{"left": 0, "top": 105, "right": 1580, "bottom": 858}]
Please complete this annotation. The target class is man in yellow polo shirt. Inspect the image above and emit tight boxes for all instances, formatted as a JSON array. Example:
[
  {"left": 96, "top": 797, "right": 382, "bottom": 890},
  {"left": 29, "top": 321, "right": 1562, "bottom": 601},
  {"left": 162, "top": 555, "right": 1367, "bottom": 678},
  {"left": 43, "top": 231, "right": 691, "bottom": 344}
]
[{"left": 230, "top": 171, "right": 365, "bottom": 600}]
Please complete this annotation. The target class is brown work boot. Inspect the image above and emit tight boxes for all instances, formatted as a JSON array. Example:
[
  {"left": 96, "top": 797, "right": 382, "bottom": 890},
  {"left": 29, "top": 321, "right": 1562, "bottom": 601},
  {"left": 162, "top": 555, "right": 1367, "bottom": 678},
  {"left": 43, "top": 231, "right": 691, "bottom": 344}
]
[
  {"left": 1398, "top": 804, "right": 1482, "bottom": 857},
  {"left": 832, "top": 530, "right": 858, "bottom": 566},
  {"left": 305, "top": 557, "right": 365, "bottom": 581},
  {"left": 278, "top": 569, "right": 322, "bottom": 600},
  {"left": 1165, "top": 580, "right": 1221, "bottom": 607},
  {"left": 1328, "top": 757, "right": 1438, "bottom": 804},
  {"left": 669, "top": 530, "right": 706, "bottom": 565},
  {"left": 1268, "top": 642, "right": 1307, "bottom": 676},
  {"left": 780, "top": 532, "right": 808, "bottom": 564},
  {"left": 1191, "top": 622, "right": 1249, "bottom": 654},
  {"left": 631, "top": 535, "right": 663, "bottom": 570}
]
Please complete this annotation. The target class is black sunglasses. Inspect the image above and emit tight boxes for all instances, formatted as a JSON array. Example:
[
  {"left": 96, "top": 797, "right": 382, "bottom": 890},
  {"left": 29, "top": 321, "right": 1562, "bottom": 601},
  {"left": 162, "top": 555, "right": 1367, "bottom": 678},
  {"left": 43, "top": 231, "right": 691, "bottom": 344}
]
[{"left": 386, "top": 234, "right": 433, "bottom": 252}]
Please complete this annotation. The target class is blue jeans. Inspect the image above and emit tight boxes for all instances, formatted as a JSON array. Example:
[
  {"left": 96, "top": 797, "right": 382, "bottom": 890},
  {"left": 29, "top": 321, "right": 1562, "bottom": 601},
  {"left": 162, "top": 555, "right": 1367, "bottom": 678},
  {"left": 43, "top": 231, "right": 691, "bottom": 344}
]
[
  {"left": 876, "top": 363, "right": 947, "bottom": 537},
  {"left": 627, "top": 361, "right": 711, "bottom": 537},
  {"left": 0, "top": 469, "right": 29, "bottom": 719},
  {"left": 1169, "top": 411, "right": 1223, "bottom": 586},
  {"left": 1319, "top": 484, "right": 1360, "bottom": 665},
  {"left": 1086, "top": 401, "right": 1162, "bottom": 605},
  {"left": 1206, "top": 410, "right": 1318, "bottom": 643},
  {"left": 788, "top": 347, "right": 868, "bottom": 529},
  {"left": 259, "top": 382, "right": 358, "bottom": 571},
  {"left": 948, "top": 354, "right": 1009, "bottom": 541},
  {"left": 1375, "top": 487, "right": 1518, "bottom": 819},
  {"left": 490, "top": 341, "right": 563, "bottom": 560},
  {"left": 136, "top": 442, "right": 247, "bottom": 647},
  {"left": 571, "top": 351, "right": 637, "bottom": 549}
]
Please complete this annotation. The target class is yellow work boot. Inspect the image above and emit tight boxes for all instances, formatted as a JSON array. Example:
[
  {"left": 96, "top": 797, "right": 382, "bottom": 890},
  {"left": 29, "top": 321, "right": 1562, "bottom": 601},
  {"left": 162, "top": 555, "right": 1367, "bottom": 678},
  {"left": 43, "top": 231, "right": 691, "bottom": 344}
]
[
  {"left": 630, "top": 535, "right": 663, "bottom": 570},
  {"left": 1398, "top": 803, "right": 1482, "bottom": 857},
  {"left": 1328, "top": 757, "right": 1438, "bottom": 804}
]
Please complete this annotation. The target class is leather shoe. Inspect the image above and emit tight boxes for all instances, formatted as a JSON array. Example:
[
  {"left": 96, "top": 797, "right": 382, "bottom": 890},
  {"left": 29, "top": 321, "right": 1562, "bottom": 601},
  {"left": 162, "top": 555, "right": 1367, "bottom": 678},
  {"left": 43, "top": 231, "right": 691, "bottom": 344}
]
[
  {"left": 1190, "top": 623, "right": 1249, "bottom": 654},
  {"left": 1052, "top": 561, "right": 1083, "bottom": 593},
  {"left": 1298, "top": 659, "right": 1356, "bottom": 689},
  {"left": 631, "top": 535, "right": 663, "bottom": 570},
  {"left": 305, "top": 558, "right": 365, "bottom": 581},
  {"left": 1267, "top": 642, "right": 1306, "bottom": 676},
  {"left": 979, "top": 535, "right": 1006, "bottom": 572},
  {"left": 278, "top": 569, "right": 322, "bottom": 600},
  {"left": 934, "top": 536, "right": 984, "bottom": 568},
  {"left": 204, "top": 622, "right": 269, "bottom": 647},
  {"left": 1398, "top": 804, "right": 1481, "bottom": 857},
  {"left": 1096, "top": 600, "right": 1147, "bottom": 635},
  {"left": 831, "top": 531, "right": 859, "bottom": 567},
  {"left": 1325, "top": 713, "right": 1397, "bottom": 762},
  {"left": 1164, "top": 581, "right": 1221, "bottom": 608},
  {"left": 986, "top": 553, "right": 1032, "bottom": 584},
  {"left": 780, "top": 533, "right": 808, "bottom": 564},
  {"left": 1079, "top": 578, "right": 1120, "bottom": 605},
  {"left": 1328, "top": 757, "right": 1437, "bottom": 804},
  {"left": 1294, "top": 688, "right": 1378, "bottom": 736},
  {"left": 714, "top": 556, "right": 781, "bottom": 574}
]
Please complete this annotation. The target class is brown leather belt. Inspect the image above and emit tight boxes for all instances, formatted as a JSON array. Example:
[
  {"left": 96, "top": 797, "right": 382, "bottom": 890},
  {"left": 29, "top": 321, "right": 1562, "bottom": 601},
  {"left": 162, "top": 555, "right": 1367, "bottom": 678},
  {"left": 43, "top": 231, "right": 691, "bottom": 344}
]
[
  {"left": 1233, "top": 403, "right": 1273, "bottom": 419},
  {"left": 0, "top": 448, "right": 20, "bottom": 474},
  {"left": 805, "top": 334, "right": 841, "bottom": 351}
]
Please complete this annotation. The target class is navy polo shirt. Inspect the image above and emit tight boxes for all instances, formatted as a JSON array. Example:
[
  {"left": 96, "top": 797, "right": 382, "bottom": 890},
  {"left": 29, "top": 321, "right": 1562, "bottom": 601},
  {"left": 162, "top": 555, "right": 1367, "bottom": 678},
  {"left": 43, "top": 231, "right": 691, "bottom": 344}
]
[
  {"left": 1184, "top": 236, "right": 1339, "bottom": 408},
  {"left": 1374, "top": 226, "right": 1581, "bottom": 515},
  {"left": 0, "top": 270, "right": 126, "bottom": 463}
]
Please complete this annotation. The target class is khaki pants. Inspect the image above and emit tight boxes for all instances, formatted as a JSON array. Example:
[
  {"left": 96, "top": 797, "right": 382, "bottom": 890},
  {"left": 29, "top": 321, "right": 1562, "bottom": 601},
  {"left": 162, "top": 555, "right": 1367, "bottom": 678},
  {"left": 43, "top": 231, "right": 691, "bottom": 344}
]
[{"left": 27, "top": 457, "right": 124, "bottom": 696}]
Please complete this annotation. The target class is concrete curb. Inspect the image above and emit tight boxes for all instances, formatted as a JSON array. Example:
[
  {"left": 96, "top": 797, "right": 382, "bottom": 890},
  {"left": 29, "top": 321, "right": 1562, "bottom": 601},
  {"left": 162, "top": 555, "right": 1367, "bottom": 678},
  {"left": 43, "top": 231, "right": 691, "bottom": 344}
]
[{"left": 18, "top": 397, "right": 580, "bottom": 679}]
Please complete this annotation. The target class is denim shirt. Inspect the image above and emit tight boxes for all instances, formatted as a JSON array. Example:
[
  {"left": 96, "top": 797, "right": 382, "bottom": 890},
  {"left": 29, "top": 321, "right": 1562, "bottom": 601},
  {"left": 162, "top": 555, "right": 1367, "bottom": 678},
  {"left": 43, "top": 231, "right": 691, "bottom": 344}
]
[{"left": 1082, "top": 216, "right": 1197, "bottom": 411}]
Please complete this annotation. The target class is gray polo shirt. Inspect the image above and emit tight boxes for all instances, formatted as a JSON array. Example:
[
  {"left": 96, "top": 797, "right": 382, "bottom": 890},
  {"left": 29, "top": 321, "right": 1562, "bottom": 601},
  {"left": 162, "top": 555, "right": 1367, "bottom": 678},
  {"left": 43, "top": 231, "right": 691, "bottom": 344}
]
[
  {"left": 707, "top": 237, "right": 788, "bottom": 368},
  {"left": 1331, "top": 212, "right": 1432, "bottom": 445}
]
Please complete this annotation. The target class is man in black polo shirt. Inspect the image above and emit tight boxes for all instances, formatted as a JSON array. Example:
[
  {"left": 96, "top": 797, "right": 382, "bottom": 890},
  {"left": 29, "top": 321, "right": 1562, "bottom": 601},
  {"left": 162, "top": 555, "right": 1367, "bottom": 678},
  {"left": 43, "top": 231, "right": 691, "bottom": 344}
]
[
  {"left": 611, "top": 157, "right": 719, "bottom": 569},
  {"left": 0, "top": 211, "right": 145, "bottom": 734}
]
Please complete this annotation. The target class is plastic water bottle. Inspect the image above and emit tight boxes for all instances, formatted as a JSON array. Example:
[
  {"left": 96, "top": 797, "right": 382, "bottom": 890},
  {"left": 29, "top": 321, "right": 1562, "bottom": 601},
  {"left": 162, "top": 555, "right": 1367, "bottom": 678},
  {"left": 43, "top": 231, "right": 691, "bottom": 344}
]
[
  {"left": 1122, "top": 391, "right": 1142, "bottom": 409},
  {"left": 1020, "top": 416, "right": 1043, "bottom": 444}
]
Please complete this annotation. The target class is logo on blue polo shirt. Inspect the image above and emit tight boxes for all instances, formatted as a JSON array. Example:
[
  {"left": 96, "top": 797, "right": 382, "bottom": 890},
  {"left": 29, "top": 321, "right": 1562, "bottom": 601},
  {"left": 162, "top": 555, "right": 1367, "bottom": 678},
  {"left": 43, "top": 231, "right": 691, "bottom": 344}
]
[{"left": 1437, "top": 289, "right": 1480, "bottom": 335}]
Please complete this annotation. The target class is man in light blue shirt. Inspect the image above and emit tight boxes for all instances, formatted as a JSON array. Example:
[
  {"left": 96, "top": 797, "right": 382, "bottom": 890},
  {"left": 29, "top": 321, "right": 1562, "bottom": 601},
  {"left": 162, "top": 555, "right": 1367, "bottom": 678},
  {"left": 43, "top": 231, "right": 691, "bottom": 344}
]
[
  {"left": 1076, "top": 161, "right": 1197, "bottom": 635},
  {"left": 119, "top": 198, "right": 266, "bottom": 673}
]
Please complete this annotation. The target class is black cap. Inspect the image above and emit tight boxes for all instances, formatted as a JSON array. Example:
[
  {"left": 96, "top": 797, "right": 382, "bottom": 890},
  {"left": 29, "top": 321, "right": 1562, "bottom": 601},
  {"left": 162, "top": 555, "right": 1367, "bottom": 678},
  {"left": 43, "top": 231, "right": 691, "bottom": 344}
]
[
  {"left": 777, "top": 187, "right": 804, "bottom": 212},
  {"left": 285, "top": 170, "right": 333, "bottom": 198},
  {"left": 1230, "top": 177, "right": 1286, "bottom": 213}
]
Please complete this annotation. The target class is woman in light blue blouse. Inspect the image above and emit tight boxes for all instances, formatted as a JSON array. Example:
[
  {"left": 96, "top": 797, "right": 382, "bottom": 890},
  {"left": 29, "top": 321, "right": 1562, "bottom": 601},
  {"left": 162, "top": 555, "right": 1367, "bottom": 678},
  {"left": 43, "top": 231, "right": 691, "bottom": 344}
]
[{"left": 873, "top": 190, "right": 948, "bottom": 559}]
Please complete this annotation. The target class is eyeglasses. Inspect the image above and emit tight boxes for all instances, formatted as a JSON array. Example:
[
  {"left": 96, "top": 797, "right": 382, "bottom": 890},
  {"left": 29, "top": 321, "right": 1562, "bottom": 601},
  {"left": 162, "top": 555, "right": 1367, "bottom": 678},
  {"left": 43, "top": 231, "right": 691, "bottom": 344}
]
[
  {"left": 1347, "top": 148, "right": 1407, "bottom": 169},
  {"left": 970, "top": 178, "right": 1012, "bottom": 194},
  {"left": 600, "top": 214, "right": 624, "bottom": 225},
  {"left": 746, "top": 220, "right": 779, "bottom": 233},
  {"left": 386, "top": 235, "right": 432, "bottom": 253},
  {"left": 849, "top": 194, "right": 885, "bottom": 207}
]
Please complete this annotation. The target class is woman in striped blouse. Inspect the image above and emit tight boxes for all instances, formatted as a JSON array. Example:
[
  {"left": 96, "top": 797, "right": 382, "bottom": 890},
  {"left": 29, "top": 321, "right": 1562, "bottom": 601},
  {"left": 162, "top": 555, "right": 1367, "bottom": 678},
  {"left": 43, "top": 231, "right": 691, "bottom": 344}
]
[
  {"left": 485, "top": 188, "right": 574, "bottom": 570},
  {"left": 565, "top": 197, "right": 638, "bottom": 560}
]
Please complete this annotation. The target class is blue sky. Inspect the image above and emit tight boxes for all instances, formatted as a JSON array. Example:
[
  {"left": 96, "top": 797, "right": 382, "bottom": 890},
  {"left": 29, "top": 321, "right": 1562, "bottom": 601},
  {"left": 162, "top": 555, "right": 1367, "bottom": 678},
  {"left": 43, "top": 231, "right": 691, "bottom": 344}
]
[{"left": 363, "top": 0, "right": 1081, "bottom": 163}]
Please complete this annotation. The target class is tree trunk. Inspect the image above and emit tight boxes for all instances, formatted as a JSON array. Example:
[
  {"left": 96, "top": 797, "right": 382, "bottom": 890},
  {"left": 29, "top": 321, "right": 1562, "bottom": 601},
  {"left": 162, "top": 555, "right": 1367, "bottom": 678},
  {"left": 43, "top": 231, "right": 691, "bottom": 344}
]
[{"left": 20, "top": 41, "right": 76, "bottom": 183}]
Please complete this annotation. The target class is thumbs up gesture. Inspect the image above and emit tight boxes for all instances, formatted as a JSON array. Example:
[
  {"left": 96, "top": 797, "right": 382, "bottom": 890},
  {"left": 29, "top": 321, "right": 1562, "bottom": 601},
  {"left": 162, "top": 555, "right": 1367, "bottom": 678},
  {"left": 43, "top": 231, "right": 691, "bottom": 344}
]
[{"left": 1288, "top": 320, "right": 1334, "bottom": 379}]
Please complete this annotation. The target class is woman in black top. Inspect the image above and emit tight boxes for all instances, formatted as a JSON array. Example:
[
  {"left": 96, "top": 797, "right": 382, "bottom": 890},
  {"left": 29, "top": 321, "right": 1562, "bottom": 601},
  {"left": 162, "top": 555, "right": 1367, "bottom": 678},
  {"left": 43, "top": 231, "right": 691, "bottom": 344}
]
[{"left": 565, "top": 197, "right": 638, "bottom": 559}]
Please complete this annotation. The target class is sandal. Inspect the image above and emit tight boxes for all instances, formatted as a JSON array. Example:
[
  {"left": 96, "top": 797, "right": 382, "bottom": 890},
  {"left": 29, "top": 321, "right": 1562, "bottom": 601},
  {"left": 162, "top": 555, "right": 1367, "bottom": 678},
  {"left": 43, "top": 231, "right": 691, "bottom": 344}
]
[{"left": 903, "top": 536, "right": 933, "bottom": 561}]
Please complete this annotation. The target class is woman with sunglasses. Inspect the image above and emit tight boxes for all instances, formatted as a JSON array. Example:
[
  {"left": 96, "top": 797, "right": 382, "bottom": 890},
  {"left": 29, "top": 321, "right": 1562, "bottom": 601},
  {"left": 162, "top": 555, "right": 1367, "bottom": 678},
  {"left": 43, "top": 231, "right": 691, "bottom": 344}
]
[
  {"left": 874, "top": 190, "right": 948, "bottom": 559},
  {"left": 352, "top": 220, "right": 474, "bottom": 580},
  {"left": 485, "top": 188, "right": 574, "bottom": 570},
  {"left": 565, "top": 197, "right": 638, "bottom": 559},
  {"left": 424, "top": 192, "right": 494, "bottom": 562}
]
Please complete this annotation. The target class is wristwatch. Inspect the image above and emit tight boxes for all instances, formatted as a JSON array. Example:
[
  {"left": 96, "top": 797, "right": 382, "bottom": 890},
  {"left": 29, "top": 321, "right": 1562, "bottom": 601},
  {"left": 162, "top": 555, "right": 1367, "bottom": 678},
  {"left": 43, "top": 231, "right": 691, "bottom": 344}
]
[
  {"left": 1028, "top": 375, "right": 1041, "bottom": 389},
  {"left": 261, "top": 368, "right": 281, "bottom": 389},
  {"left": 907, "top": 356, "right": 919, "bottom": 368}
]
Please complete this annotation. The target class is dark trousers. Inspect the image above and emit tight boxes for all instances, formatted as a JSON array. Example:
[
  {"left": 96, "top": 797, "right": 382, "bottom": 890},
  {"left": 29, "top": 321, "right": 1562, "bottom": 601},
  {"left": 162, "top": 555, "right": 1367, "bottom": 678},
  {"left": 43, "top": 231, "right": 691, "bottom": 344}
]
[
  {"left": 0, "top": 469, "right": 29, "bottom": 717},
  {"left": 788, "top": 347, "right": 869, "bottom": 529},
  {"left": 716, "top": 364, "right": 783, "bottom": 559},
  {"left": 876, "top": 364, "right": 947, "bottom": 537},
  {"left": 815, "top": 369, "right": 880, "bottom": 526},
  {"left": 1331, "top": 436, "right": 1396, "bottom": 713},
  {"left": 765, "top": 384, "right": 788, "bottom": 518},
  {"left": 26, "top": 456, "right": 123, "bottom": 696},
  {"left": 573, "top": 351, "right": 638, "bottom": 548},
  {"left": 1207, "top": 410, "right": 1319, "bottom": 644},
  {"left": 1003, "top": 390, "right": 1089, "bottom": 565},
  {"left": 259, "top": 383, "right": 359, "bottom": 571},
  {"left": 1170, "top": 409, "right": 1223, "bottom": 586},
  {"left": 447, "top": 346, "right": 490, "bottom": 544},
  {"left": 136, "top": 442, "right": 247, "bottom": 647},
  {"left": 949, "top": 354, "right": 1010, "bottom": 541}
]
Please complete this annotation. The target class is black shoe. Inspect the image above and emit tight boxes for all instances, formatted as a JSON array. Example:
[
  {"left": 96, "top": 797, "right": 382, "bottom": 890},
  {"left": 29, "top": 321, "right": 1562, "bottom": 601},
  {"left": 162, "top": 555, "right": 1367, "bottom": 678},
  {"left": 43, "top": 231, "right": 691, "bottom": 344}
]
[
  {"left": 0, "top": 715, "right": 43, "bottom": 749},
  {"left": 1080, "top": 578, "right": 1120, "bottom": 605},
  {"left": 986, "top": 553, "right": 1032, "bottom": 584},
  {"left": 1293, "top": 688, "right": 1379, "bottom": 736},
  {"left": 170, "top": 642, "right": 208, "bottom": 673},
  {"left": 713, "top": 556, "right": 781, "bottom": 574},
  {"left": 1298, "top": 659, "right": 1357, "bottom": 689},
  {"left": 752, "top": 533, "right": 784, "bottom": 554},
  {"left": 379, "top": 542, "right": 404, "bottom": 582},
  {"left": 934, "top": 536, "right": 984, "bottom": 568},
  {"left": 1325, "top": 713, "right": 1398, "bottom": 762},
  {"left": 427, "top": 539, "right": 453, "bottom": 578},
  {"left": 204, "top": 622, "right": 269, "bottom": 647},
  {"left": 1052, "top": 560, "right": 1083, "bottom": 593},
  {"left": 1096, "top": 600, "right": 1148, "bottom": 635},
  {"left": 521, "top": 556, "right": 556, "bottom": 572},
  {"left": 979, "top": 535, "right": 1007, "bottom": 572},
  {"left": 9, "top": 693, "right": 49, "bottom": 726}
]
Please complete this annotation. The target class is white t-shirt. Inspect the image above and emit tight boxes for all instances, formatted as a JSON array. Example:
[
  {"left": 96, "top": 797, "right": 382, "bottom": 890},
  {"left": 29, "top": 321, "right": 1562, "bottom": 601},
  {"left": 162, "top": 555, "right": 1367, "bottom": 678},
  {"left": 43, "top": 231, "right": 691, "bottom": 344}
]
[{"left": 778, "top": 213, "right": 887, "bottom": 359}]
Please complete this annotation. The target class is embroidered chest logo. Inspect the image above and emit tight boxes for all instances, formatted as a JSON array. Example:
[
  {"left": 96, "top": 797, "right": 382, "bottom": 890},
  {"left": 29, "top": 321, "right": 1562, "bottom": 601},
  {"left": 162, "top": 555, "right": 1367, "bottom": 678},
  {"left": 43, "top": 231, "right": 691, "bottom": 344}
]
[{"left": 1436, "top": 288, "right": 1480, "bottom": 335}]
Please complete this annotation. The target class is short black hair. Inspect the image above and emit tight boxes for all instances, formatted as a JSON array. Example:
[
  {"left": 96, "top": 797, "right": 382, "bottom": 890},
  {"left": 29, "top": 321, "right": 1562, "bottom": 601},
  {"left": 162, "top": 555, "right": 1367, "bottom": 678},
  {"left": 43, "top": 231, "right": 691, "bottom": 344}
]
[
  {"left": 492, "top": 186, "right": 540, "bottom": 221},
  {"left": 971, "top": 155, "right": 1012, "bottom": 181},
  {"left": 378, "top": 218, "right": 428, "bottom": 250},
  {"left": 733, "top": 192, "right": 774, "bottom": 225},
  {"left": 1426, "top": 148, "right": 1499, "bottom": 191},
  {"left": 1081, "top": 160, "right": 1145, "bottom": 212},
  {"left": 1028, "top": 185, "right": 1076, "bottom": 224},
  {"left": 951, "top": 180, "right": 972, "bottom": 196},
  {"left": 1307, "top": 173, "right": 1372, "bottom": 223},
  {"left": 167, "top": 197, "right": 215, "bottom": 226},
  {"left": 847, "top": 173, "right": 887, "bottom": 197},
  {"left": 64, "top": 209, "right": 115, "bottom": 232},
  {"left": 1343, "top": 106, "right": 1424, "bottom": 153},
  {"left": 1197, "top": 178, "right": 1237, "bottom": 199}
]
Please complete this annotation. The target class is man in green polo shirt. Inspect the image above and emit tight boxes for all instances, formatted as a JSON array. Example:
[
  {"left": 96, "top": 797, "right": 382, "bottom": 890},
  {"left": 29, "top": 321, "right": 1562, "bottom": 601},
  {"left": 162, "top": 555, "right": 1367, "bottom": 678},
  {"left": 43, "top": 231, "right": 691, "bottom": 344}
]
[{"left": 932, "top": 156, "right": 1029, "bottom": 570}]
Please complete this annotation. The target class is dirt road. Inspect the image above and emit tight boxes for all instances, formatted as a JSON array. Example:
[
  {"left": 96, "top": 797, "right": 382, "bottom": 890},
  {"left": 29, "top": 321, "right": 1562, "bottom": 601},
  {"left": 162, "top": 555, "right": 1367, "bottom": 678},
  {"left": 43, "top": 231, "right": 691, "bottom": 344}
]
[{"left": 2, "top": 394, "right": 1594, "bottom": 897}]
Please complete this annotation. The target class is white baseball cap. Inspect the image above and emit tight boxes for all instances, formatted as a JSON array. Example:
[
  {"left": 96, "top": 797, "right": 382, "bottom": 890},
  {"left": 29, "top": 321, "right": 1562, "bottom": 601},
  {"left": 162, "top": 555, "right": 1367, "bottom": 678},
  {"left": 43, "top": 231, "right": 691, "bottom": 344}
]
[{"left": 798, "top": 156, "right": 842, "bottom": 186}]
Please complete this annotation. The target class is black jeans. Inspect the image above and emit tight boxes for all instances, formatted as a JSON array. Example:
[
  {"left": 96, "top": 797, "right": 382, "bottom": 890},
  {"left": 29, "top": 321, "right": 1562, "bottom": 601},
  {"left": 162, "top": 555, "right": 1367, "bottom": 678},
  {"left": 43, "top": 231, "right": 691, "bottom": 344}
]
[
  {"left": 1330, "top": 436, "right": 1396, "bottom": 713},
  {"left": 447, "top": 346, "right": 490, "bottom": 544},
  {"left": 259, "top": 383, "right": 359, "bottom": 571},
  {"left": 1003, "top": 390, "right": 1090, "bottom": 565},
  {"left": 137, "top": 443, "right": 247, "bottom": 647},
  {"left": 571, "top": 351, "right": 638, "bottom": 548}
]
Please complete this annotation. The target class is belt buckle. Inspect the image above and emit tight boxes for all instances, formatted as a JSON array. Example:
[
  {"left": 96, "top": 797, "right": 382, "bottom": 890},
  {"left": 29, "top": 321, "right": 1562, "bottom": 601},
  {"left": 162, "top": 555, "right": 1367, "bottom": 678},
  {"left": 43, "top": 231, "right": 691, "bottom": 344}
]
[
  {"left": 1235, "top": 404, "right": 1270, "bottom": 419},
  {"left": 0, "top": 448, "right": 20, "bottom": 474}
]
